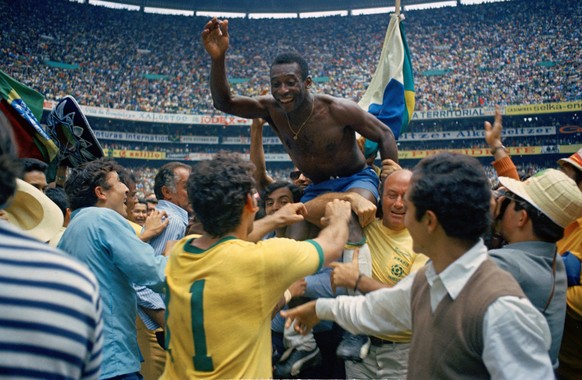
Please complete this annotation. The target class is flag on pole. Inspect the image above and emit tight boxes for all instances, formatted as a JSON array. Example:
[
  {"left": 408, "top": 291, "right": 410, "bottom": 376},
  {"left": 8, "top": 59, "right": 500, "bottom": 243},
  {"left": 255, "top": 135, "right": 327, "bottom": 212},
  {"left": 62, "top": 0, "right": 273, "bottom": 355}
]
[
  {"left": 358, "top": 13, "right": 414, "bottom": 155},
  {"left": 0, "top": 69, "right": 59, "bottom": 163}
]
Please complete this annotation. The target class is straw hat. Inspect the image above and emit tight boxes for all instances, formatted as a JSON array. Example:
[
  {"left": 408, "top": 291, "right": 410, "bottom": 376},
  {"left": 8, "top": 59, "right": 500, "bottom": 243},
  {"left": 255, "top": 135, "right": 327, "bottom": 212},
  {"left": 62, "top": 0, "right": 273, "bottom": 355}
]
[
  {"left": 498, "top": 169, "right": 582, "bottom": 228},
  {"left": 558, "top": 148, "right": 582, "bottom": 173},
  {"left": 3, "top": 179, "right": 64, "bottom": 242}
]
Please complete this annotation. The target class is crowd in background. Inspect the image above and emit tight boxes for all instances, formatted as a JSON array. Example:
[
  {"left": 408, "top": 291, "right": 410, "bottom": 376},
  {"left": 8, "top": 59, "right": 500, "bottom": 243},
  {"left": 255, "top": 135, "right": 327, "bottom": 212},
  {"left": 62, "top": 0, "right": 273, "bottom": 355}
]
[{"left": 2, "top": 0, "right": 581, "bottom": 115}]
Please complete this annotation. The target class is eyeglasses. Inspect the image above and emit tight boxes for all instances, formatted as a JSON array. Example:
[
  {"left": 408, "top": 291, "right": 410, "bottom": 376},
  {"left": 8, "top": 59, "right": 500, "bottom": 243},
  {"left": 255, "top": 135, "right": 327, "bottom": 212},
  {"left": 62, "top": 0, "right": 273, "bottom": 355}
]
[
  {"left": 496, "top": 189, "right": 537, "bottom": 220},
  {"left": 290, "top": 170, "right": 302, "bottom": 180}
]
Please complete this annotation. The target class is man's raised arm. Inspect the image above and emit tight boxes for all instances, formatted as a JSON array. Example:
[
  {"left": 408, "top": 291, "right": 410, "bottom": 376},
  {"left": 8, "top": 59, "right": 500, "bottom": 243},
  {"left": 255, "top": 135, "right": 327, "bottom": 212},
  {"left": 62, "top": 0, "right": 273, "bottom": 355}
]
[{"left": 201, "top": 18, "right": 269, "bottom": 119}]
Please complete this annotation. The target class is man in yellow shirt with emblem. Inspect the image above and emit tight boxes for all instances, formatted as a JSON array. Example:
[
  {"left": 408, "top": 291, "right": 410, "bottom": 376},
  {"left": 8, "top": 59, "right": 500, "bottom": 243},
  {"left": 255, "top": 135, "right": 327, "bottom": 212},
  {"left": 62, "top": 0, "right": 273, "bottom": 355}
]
[
  {"left": 160, "top": 152, "right": 352, "bottom": 379},
  {"left": 330, "top": 169, "right": 428, "bottom": 378}
]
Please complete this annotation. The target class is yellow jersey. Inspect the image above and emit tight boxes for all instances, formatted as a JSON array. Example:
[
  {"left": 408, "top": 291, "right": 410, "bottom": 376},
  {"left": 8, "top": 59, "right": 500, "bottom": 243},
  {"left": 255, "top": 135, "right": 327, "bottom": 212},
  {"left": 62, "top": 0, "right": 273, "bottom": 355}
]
[
  {"left": 161, "top": 235, "right": 323, "bottom": 379},
  {"left": 365, "top": 219, "right": 428, "bottom": 342}
]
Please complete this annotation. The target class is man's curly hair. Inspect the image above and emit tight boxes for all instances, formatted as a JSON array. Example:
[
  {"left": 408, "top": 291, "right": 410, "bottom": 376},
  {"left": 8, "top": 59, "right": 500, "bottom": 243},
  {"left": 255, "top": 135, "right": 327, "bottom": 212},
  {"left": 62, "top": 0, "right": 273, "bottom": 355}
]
[
  {"left": 65, "top": 158, "right": 125, "bottom": 211},
  {"left": 188, "top": 152, "right": 256, "bottom": 237}
]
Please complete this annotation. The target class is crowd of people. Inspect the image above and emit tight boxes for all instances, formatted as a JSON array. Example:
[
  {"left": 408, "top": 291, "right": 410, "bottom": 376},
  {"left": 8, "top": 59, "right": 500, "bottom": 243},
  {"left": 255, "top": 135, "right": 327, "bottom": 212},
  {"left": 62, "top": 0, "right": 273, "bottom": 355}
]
[
  {"left": 2, "top": 0, "right": 582, "bottom": 378},
  {"left": 2, "top": 0, "right": 581, "bottom": 115},
  {"left": 3, "top": 103, "right": 582, "bottom": 378}
]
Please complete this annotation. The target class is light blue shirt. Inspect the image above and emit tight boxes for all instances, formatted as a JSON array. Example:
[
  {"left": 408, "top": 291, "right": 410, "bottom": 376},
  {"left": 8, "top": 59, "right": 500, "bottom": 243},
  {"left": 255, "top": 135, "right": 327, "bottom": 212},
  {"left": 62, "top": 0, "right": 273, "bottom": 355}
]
[
  {"left": 136, "top": 200, "right": 188, "bottom": 329},
  {"left": 58, "top": 207, "right": 167, "bottom": 379}
]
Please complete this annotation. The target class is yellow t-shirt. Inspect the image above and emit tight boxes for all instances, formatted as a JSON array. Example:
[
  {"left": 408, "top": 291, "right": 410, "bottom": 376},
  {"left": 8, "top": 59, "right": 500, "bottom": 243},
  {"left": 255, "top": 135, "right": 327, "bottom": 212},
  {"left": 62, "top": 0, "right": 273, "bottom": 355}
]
[
  {"left": 161, "top": 235, "right": 323, "bottom": 379},
  {"left": 365, "top": 219, "right": 428, "bottom": 342}
]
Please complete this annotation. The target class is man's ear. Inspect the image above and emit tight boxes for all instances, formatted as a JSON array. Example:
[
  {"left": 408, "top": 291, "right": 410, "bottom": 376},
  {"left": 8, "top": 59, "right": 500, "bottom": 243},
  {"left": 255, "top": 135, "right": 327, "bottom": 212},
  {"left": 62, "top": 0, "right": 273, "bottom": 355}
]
[
  {"left": 94, "top": 185, "right": 107, "bottom": 201},
  {"left": 425, "top": 210, "right": 438, "bottom": 234},
  {"left": 305, "top": 76, "right": 313, "bottom": 88},
  {"left": 516, "top": 209, "right": 529, "bottom": 228},
  {"left": 161, "top": 185, "right": 172, "bottom": 200},
  {"left": 245, "top": 193, "right": 259, "bottom": 213}
]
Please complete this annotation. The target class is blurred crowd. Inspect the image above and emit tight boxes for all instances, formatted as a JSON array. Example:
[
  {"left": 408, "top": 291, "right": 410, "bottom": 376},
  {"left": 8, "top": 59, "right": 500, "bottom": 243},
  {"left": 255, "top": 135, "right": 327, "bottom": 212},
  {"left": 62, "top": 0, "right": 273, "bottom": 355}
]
[{"left": 2, "top": 0, "right": 580, "bottom": 115}]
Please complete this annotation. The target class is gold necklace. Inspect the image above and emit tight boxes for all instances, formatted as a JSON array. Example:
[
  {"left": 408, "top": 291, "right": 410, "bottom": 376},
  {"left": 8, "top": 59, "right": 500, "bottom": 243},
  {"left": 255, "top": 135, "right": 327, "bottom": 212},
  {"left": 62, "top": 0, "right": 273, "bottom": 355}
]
[{"left": 284, "top": 98, "right": 315, "bottom": 140}]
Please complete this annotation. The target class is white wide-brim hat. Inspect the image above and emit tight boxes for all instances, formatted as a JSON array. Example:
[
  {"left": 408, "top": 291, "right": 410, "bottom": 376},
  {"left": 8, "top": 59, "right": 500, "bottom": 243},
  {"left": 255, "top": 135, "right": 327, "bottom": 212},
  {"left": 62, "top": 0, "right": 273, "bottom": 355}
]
[
  {"left": 3, "top": 179, "right": 64, "bottom": 242},
  {"left": 499, "top": 169, "right": 582, "bottom": 228}
]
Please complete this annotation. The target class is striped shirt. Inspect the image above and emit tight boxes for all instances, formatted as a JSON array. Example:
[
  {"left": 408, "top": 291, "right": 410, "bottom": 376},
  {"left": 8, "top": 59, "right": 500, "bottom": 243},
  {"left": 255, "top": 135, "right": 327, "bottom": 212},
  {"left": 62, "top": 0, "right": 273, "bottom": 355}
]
[
  {"left": 135, "top": 200, "right": 188, "bottom": 330},
  {"left": 0, "top": 221, "right": 103, "bottom": 379}
]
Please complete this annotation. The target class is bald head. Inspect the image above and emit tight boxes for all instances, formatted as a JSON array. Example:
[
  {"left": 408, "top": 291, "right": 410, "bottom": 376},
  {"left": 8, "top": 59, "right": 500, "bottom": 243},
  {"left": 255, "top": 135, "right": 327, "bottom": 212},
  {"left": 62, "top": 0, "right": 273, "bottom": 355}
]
[{"left": 381, "top": 170, "right": 413, "bottom": 231}]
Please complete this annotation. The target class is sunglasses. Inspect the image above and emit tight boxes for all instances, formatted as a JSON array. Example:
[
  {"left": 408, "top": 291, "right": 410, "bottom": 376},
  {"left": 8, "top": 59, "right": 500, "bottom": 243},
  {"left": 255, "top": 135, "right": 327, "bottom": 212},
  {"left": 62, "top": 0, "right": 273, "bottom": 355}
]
[{"left": 290, "top": 170, "right": 302, "bottom": 180}]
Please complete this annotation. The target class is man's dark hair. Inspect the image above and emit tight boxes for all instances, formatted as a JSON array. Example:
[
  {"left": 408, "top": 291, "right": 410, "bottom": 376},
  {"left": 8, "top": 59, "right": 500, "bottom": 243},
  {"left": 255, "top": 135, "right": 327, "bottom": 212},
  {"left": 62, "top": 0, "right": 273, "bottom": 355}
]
[
  {"left": 65, "top": 158, "right": 125, "bottom": 211},
  {"left": 563, "top": 162, "right": 582, "bottom": 187},
  {"left": 118, "top": 169, "right": 137, "bottom": 189},
  {"left": 271, "top": 52, "right": 310, "bottom": 80},
  {"left": 19, "top": 158, "right": 48, "bottom": 175},
  {"left": 511, "top": 195, "right": 564, "bottom": 243},
  {"left": 410, "top": 153, "right": 492, "bottom": 243},
  {"left": 154, "top": 162, "right": 191, "bottom": 200},
  {"left": 188, "top": 152, "right": 255, "bottom": 238},
  {"left": 0, "top": 112, "right": 19, "bottom": 206},
  {"left": 262, "top": 181, "right": 302, "bottom": 205},
  {"left": 45, "top": 187, "right": 69, "bottom": 218}
]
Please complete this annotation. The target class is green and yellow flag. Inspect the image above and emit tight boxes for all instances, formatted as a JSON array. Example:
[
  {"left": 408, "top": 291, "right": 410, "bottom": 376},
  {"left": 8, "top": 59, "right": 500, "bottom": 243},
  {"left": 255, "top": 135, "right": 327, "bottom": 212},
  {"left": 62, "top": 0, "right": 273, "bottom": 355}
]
[{"left": 0, "top": 69, "right": 58, "bottom": 163}]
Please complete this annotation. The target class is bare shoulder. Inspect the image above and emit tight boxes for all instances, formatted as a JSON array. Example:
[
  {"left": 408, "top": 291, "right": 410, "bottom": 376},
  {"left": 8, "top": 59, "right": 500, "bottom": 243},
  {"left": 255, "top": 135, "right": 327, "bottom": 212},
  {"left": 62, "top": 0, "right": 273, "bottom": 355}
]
[{"left": 319, "top": 94, "right": 365, "bottom": 121}]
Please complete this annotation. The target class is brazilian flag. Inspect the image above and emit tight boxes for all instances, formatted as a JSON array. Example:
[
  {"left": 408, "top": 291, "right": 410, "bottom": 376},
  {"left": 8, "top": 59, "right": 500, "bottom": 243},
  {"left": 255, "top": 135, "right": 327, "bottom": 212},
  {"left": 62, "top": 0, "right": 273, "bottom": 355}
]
[
  {"left": 0, "top": 69, "right": 58, "bottom": 163},
  {"left": 358, "top": 13, "right": 415, "bottom": 155}
]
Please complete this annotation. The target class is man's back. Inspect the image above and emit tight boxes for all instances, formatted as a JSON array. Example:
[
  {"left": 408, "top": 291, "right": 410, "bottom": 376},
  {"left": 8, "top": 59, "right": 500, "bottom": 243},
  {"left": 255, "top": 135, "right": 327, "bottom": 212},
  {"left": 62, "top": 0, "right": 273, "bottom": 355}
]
[
  {"left": 0, "top": 222, "right": 102, "bottom": 379},
  {"left": 162, "top": 236, "right": 323, "bottom": 379}
]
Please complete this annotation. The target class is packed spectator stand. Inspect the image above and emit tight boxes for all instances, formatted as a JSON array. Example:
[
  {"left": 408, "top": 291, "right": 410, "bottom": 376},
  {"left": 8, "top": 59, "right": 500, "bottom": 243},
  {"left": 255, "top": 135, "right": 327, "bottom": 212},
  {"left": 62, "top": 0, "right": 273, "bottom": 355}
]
[
  {"left": 2, "top": 0, "right": 581, "bottom": 197},
  {"left": 2, "top": 0, "right": 580, "bottom": 114}
]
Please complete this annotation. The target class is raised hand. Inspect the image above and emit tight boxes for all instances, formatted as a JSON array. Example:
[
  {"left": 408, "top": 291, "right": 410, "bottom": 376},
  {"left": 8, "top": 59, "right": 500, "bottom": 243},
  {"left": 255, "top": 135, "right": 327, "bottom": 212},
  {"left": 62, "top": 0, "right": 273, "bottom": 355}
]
[
  {"left": 484, "top": 105, "right": 503, "bottom": 148},
  {"left": 201, "top": 18, "right": 229, "bottom": 60}
]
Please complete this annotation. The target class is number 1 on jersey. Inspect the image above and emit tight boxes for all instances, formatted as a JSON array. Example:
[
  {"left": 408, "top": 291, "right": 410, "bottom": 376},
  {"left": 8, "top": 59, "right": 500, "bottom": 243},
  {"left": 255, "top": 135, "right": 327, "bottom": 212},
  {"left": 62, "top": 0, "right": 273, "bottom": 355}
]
[{"left": 191, "top": 280, "right": 214, "bottom": 371}]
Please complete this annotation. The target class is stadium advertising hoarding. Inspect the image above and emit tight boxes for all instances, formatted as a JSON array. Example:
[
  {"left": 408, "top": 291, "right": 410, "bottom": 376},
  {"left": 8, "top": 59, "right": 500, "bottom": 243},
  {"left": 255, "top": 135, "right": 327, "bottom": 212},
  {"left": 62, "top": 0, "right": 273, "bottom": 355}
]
[
  {"left": 45, "top": 100, "right": 582, "bottom": 125},
  {"left": 105, "top": 146, "right": 582, "bottom": 162}
]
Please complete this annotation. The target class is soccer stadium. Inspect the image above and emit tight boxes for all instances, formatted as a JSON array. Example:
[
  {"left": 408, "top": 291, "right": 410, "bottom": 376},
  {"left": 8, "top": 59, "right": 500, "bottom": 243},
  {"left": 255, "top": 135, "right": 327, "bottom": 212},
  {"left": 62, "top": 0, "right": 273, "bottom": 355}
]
[
  {"left": 3, "top": 0, "right": 580, "bottom": 195},
  {"left": 2, "top": 0, "right": 582, "bottom": 379}
]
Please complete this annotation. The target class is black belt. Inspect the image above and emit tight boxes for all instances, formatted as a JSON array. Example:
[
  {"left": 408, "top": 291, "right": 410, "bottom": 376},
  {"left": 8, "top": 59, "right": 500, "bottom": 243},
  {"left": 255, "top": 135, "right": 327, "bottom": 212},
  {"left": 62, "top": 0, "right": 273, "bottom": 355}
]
[{"left": 369, "top": 336, "right": 397, "bottom": 346}]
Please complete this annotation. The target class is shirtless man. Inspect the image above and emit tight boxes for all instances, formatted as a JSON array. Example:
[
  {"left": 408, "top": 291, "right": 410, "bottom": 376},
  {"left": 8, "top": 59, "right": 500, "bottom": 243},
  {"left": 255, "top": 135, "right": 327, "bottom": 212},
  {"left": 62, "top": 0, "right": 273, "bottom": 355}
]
[{"left": 202, "top": 18, "right": 398, "bottom": 240}]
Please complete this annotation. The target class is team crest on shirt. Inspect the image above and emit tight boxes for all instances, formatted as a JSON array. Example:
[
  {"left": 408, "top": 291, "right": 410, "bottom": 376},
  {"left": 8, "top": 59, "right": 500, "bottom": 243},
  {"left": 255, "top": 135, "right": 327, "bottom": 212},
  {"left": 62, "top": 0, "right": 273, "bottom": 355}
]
[{"left": 391, "top": 264, "right": 404, "bottom": 278}]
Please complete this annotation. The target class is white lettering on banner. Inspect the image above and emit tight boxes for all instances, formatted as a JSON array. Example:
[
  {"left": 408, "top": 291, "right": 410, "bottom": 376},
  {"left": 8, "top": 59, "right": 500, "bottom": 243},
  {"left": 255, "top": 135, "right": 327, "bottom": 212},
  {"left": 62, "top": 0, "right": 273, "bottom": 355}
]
[
  {"left": 95, "top": 130, "right": 172, "bottom": 143},
  {"left": 412, "top": 107, "right": 496, "bottom": 120},
  {"left": 223, "top": 136, "right": 251, "bottom": 145},
  {"left": 180, "top": 136, "right": 219, "bottom": 144},
  {"left": 399, "top": 126, "right": 555, "bottom": 141}
]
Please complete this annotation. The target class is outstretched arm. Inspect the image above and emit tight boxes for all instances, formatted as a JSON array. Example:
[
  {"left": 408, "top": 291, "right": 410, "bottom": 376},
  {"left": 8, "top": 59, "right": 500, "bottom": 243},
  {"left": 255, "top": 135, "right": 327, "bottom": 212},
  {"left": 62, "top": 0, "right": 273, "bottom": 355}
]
[
  {"left": 202, "top": 18, "right": 269, "bottom": 118},
  {"left": 247, "top": 202, "right": 307, "bottom": 242},
  {"left": 250, "top": 117, "right": 274, "bottom": 192}
]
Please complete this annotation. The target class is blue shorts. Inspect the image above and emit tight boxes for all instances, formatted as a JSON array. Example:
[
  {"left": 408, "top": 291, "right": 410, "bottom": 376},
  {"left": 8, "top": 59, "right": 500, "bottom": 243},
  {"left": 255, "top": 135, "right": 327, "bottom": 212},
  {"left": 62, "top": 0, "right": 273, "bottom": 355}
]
[{"left": 301, "top": 166, "right": 379, "bottom": 203}]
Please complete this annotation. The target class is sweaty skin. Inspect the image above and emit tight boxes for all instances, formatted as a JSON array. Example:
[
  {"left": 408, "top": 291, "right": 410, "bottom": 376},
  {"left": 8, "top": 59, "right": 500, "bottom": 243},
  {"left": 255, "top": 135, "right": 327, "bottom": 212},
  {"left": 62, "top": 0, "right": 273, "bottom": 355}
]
[{"left": 202, "top": 18, "right": 398, "bottom": 185}]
